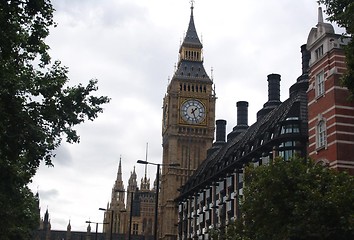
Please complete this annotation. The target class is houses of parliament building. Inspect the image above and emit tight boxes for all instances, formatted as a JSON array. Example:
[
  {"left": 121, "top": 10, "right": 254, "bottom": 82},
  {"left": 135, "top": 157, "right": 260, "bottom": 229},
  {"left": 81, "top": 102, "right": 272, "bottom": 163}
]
[{"left": 35, "top": 3, "right": 353, "bottom": 240}]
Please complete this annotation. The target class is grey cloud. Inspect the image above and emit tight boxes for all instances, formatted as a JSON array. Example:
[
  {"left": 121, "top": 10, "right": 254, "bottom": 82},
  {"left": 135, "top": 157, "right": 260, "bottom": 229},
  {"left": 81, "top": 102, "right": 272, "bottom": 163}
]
[
  {"left": 39, "top": 189, "right": 59, "bottom": 202},
  {"left": 52, "top": 144, "right": 73, "bottom": 166}
]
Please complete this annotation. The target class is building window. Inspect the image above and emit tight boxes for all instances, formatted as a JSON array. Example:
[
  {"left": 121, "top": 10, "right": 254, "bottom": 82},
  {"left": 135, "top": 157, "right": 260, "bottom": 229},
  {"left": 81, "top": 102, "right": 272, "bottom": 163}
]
[
  {"left": 315, "top": 45, "right": 324, "bottom": 59},
  {"left": 317, "top": 120, "right": 327, "bottom": 149},
  {"left": 133, "top": 223, "right": 139, "bottom": 235},
  {"left": 280, "top": 123, "right": 300, "bottom": 134},
  {"left": 316, "top": 71, "right": 325, "bottom": 97},
  {"left": 278, "top": 149, "right": 294, "bottom": 161}
]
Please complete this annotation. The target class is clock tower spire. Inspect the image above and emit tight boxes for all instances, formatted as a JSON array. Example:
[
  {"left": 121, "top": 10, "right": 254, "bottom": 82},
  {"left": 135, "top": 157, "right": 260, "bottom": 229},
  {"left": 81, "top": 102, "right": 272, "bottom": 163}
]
[{"left": 159, "top": 3, "right": 216, "bottom": 240}]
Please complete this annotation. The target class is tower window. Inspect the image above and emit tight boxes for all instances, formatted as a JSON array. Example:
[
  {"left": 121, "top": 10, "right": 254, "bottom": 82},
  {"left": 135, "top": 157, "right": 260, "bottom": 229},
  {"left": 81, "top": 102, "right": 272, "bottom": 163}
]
[
  {"left": 315, "top": 45, "right": 324, "bottom": 59},
  {"left": 316, "top": 71, "right": 325, "bottom": 97},
  {"left": 316, "top": 120, "right": 327, "bottom": 149}
]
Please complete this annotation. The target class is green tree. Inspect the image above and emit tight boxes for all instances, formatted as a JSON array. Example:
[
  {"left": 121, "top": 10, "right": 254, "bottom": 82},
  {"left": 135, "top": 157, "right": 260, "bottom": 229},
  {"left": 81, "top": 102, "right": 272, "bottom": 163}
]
[
  {"left": 218, "top": 157, "right": 354, "bottom": 240},
  {"left": 318, "top": 0, "right": 354, "bottom": 98},
  {"left": 0, "top": 1, "right": 110, "bottom": 239}
]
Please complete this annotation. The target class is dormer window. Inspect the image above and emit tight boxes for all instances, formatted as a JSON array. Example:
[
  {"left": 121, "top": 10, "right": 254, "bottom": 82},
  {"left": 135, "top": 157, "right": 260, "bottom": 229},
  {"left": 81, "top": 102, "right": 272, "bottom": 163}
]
[{"left": 315, "top": 45, "right": 324, "bottom": 59}]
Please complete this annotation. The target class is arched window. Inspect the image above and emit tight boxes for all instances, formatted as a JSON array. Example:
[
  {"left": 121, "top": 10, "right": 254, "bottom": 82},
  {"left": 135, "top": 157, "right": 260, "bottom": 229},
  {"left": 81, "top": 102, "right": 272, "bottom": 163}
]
[{"left": 317, "top": 120, "right": 326, "bottom": 149}]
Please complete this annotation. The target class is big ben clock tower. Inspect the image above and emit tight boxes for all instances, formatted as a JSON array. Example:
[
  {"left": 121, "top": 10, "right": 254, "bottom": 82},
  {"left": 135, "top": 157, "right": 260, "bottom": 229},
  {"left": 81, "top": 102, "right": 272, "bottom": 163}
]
[{"left": 159, "top": 2, "right": 216, "bottom": 240}]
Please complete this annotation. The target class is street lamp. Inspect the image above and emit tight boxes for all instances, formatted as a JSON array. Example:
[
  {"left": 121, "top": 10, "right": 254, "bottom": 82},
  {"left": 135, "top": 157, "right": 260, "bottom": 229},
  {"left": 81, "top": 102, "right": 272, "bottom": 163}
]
[
  {"left": 137, "top": 160, "right": 180, "bottom": 240},
  {"left": 99, "top": 208, "right": 114, "bottom": 240},
  {"left": 85, "top": 220, "right": 108, "bottom": 240}
]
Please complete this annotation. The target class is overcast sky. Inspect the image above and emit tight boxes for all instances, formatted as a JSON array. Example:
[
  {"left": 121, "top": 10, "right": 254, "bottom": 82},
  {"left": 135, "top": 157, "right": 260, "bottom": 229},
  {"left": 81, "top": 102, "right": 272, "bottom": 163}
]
[{"left": 29, "top": 0, "right": 343, "bottom": 232}]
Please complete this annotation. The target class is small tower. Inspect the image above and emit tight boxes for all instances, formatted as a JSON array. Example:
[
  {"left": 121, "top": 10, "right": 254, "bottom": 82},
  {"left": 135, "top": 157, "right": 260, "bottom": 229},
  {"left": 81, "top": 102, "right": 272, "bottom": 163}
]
[
  {"left": 103, "top": 157, "right": 127, "bottom": 234},
  {"left": 86, "top": 222, "right": 92, "bottom": 240},
  {"left": 111, "top": 157, "right": 126, "bottom": 212},
  {"left": 66, "top": 220, "right": 71, "bottom": 240},
  {"left": 127, "top": 167, "right": 138, "bottom": 213}
]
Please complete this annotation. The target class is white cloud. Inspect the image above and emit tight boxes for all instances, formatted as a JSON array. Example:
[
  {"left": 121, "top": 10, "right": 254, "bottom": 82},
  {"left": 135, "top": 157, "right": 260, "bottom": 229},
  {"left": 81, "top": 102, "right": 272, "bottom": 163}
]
[{"left": 29, "top": 0, "right": 338, "bottom": 231}]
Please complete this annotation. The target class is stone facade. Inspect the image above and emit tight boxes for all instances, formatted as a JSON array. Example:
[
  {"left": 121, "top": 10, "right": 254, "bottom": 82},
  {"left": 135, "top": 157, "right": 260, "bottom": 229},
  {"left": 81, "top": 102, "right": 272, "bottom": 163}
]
[
  {"left": 102, "top": 158, "right": 155, "bottom": 240},
  {"left": 159, "top": 4, "right": 216, "bottom": 240}
]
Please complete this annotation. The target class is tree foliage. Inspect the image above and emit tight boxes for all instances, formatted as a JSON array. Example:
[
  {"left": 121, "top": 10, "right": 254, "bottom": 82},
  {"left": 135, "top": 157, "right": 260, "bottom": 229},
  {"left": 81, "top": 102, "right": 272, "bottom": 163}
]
[
  {"left": 0, "top": 1, "right": 110, "bottom": 239},
  {"left": 216, "top": 157, "right": 354, "bottom": 240},
  {"left": 318, "top": 0, "right": 354, "bottom": 98}
]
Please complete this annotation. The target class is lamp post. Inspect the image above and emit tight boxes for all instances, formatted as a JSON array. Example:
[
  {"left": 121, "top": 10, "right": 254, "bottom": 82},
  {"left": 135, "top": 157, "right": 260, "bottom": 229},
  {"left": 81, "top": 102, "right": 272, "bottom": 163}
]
[
  {"left": 99, "top": 208, "right": 114, "bottom": 240},
  {"left": 85, "top": 221, "right": 108, "bottom": 240},
  {"left": 137, "top": 160, "right": 180, "bottom": 240}
]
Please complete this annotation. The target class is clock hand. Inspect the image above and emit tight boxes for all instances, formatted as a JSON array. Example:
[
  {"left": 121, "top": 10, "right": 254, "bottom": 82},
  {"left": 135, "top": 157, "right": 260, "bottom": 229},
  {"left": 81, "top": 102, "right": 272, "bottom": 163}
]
[
  {"left": 191, "top": 108, "right": 198, "bottom": 122},
  {"left": 192, "top": 111, "right": 197, "bottom": 120}
]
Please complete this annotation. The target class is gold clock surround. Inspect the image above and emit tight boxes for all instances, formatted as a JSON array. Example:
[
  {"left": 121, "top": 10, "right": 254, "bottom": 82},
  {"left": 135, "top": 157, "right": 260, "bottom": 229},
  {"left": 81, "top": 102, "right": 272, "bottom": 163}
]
[{"left": 179, "top": 98, "right": 207, "bottom": 125}]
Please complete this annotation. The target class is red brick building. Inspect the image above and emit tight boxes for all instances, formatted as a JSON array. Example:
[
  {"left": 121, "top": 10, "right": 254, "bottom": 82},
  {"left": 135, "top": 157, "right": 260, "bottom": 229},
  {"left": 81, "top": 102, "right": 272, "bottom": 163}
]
[{"left": 307, "top": 7, "right": 354, "bottom": 174}]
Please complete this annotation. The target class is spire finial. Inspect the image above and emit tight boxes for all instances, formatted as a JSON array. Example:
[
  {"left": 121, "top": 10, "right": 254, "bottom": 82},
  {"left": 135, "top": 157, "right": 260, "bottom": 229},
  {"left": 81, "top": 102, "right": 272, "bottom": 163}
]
[
  {"left": 318, "top": 6, "right": 324, "bottom": 23},
  {"left": 190, "top": 0, "right": 195, "bottom": 9},
  {"left": 144, "top": 142, "right": 148, "bottom": 179},
  {"left": 117, "top": 155, "right": 123, "bottom": 180}
]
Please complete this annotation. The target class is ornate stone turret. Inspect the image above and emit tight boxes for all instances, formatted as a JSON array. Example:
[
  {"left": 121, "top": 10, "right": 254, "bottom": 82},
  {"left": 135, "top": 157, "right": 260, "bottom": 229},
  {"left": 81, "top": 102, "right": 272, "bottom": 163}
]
[
  {"left": 128, "top": 167, "right": 137, "bottom": 192},
  {"left": 140, "top": 164, "right": 151, "bottom": 191},
  {"left": 111, "top": 157, "right": 126, "bottom": 208}
]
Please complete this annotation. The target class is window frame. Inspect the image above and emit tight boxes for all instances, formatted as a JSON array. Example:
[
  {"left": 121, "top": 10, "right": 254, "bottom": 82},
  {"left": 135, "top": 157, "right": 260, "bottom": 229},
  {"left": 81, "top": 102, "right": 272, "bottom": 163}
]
[
  {"left": 315, "top": 70, "right": 325, "bottom": 97},
  {"left": 316, "top": 119, "right": 327, "bottom": 150}
]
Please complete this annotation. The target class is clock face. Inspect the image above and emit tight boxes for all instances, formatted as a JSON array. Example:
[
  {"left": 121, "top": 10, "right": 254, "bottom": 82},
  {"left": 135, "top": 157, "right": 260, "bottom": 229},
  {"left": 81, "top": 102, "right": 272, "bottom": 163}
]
[{"left": 181, "top": 99, "right": 206, "bottom": 124}]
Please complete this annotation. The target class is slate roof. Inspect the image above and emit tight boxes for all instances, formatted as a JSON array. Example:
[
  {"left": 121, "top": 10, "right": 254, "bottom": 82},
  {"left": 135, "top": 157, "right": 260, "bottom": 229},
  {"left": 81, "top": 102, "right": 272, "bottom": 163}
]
[
  {"left": 181, "top": 6, "right": 203, "bottom": 49},
  {"left": 177, "top": 84, "right": 309, "bottom": 200},
  {"left": 173, "top": 60, "right": 211, "bottom": 83}
]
